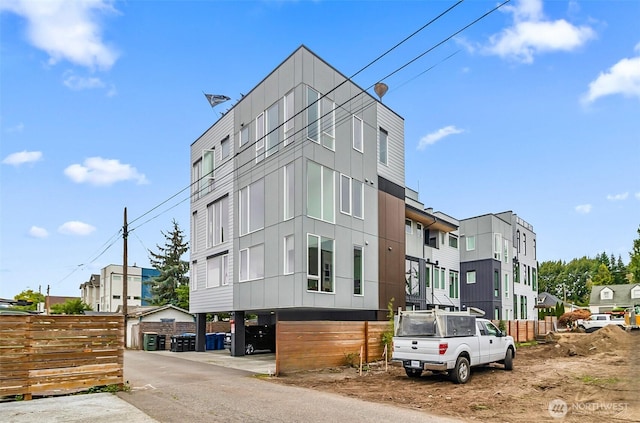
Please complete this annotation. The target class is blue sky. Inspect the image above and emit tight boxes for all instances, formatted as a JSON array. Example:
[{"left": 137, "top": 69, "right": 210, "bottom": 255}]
[{"left": 1, "top": 0, "right": 638, "bottom": 300}]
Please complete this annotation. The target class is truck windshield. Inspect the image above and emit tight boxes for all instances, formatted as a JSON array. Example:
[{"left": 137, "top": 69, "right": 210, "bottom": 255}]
[{"left": 396, "top": 313, "right": 437, "bottom": 336}]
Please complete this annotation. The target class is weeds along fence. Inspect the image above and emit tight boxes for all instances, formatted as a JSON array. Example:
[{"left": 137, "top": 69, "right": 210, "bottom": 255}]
[
  {"left": 0, "top": 315, "right": 124, "bottom": 400},
  {"left": 275, "top": 321, "right": 389, "bottom": 375}
]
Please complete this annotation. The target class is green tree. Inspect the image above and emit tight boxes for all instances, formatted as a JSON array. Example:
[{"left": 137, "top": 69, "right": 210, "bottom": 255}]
[
  {"left": 611, "top": 255, "right": 628, "bottom": 284},
  {"left": 147, "top": 219, "right": 189, "bottom": 307},
  {"left": 629, "top": 226, "right": 640, "bottom": 283},
  {"left": 50, "top": 298, "right": 92, "bottom": 314},
  {"left": 591, "top": 263, "right": 613, "bottom": 286},
  {"left": 13, "top": 289, "right": 45, "bottom": 311}
]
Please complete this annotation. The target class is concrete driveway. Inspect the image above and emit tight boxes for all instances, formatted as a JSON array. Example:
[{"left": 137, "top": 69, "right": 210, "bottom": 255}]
[{"left": 119, "top": 349, "right": 462, "bottom": 423}]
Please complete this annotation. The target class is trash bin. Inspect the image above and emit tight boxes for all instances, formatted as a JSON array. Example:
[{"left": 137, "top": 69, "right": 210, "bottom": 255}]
[
  {"left": 170, "top": 335, "right": 184, "bottom": 352},
  {"left": 188, "top": 335, "right": 196, "bottom": 351},
  {"left": 215, "top": 332, "right": 225, "bottom": 350},
  {"left": 143, "top": 333, "right": 157, "bottom": 351},
  {"left": 156, "top": 334, "right": 166, "bottom": 350},
  {"left": 205, "top": 333, "right": 216, "bottom": 350}
]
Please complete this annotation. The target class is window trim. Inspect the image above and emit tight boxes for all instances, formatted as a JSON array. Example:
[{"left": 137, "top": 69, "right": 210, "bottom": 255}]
[
  {"left": 284, "top": 235, "right": 294, "bottom": 275},
  {"left": 466, "top": 270, "right": 476, "bottom": 284},
  {"left": 239, "top": 244, "right": 264, "bottom": 282},
  {"left": 352, "top": 115, "right": 363, "bottom": 153},
  {"left": 306, "top": 161, "right": 335, "bottom": 223},
  {"left": 379, "top": 127, "right": 388, "bottom": 165},
  {"left": 466, "top": 235, "right": 476, "bottom": 251},
  {"left": 239, "top": 179, "right": 265, "bottom": 236},
  {"left": 307, "top": 233, "right": 334, "bottom": 293},
  {"left": 340, "top": 174, "right": 352, "bottom": 216}
]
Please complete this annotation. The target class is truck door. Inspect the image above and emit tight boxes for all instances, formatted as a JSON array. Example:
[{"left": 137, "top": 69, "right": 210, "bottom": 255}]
[
  {"left": 483, "top": 321, "right": 505, "bottom": 362},
  {"left": 476, "top": 321, "right": 492, "bottom": 364}
]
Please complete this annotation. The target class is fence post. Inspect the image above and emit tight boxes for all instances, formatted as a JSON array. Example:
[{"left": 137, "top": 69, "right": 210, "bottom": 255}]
[{"left": 364, "top": 321, "right": 369, "bottom": 362}]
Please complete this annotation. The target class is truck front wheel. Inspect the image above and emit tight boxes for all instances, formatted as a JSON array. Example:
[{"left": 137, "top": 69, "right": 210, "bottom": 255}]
[
  {"left": 449, "top": 356, "right": 470, "bottom": 384},
  {"left": 405, "top": 368, "right": 423, "bottom": 378},
  {"left": 504, "top": 348, "right": 514, "bottom": 371}
]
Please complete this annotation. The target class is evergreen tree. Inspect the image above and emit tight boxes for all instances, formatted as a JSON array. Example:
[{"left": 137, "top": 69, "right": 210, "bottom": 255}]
[
  {"left": 591, "top": 263, "right": 613, "bottom": 285},
  {"left": 612, "top": 255, "right": 628, "bottom": 284},
  {"left": 630, "top": 226, "right": 640, "bottom": 283},
  {"left": 147, "top": 219, "right": 190, "bottom": 307}
]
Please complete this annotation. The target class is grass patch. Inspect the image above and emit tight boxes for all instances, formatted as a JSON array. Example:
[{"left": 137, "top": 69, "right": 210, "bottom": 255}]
[
  {"left": 578, "top": 375, "right": 620, "bottom": 385},
  {"left": 515, "top": 341, "right": 538, "bottom": 348},
  {"left": 82, "top": 382, "right": 131, "bottom": 394}
]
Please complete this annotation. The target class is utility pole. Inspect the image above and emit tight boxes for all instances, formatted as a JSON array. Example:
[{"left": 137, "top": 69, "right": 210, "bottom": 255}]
[{"left": 122, "top": 207, "right": 128, "bottom": 347}]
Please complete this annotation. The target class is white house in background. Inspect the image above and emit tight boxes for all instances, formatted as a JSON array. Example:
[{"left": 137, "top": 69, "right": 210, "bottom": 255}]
[
  {"left": 589, "top": 284, "right": 640, "bottom": 314},
  {"left": 79, "top": 274, "right": 100, "bottom": 311},
  {"left": 124, "top": 304, "right": 195, "bottom": 348}
]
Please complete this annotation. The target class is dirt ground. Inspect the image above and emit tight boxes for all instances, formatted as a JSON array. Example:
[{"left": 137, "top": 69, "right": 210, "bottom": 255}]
[{"left": 268, "top": 326, "right": 639, "bottom": 422}]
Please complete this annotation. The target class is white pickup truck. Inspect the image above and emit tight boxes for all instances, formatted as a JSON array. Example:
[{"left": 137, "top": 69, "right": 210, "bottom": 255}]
[
  {"left": 392, "top": 310, "right": 516, "bottom": 384},
  {"left": 577, "top": 313, "right": 626, "bottom": 332}
]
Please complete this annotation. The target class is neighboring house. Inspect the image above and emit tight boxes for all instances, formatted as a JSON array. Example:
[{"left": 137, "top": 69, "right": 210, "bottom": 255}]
[
  {"left": 536, "top": 292, "right": 562, "bottom": 311},
  {"left": 189, "top": 45, "right": 406, "bottom": 355},
  {"left": 79, "top": 274, "right": 100, "bottom": 311},
  {"left": 404, "top": 187, "right": 460, "bottom": 311},
  {"left": 94, "top": 265, "right": 160, "bottom": 312},
  {"left": 124, "top": 304, "right": 195, "bottom": 349},
  {"left": 589, "top": 284, "right": 640, "bottom": 314},
  {"left": 459, "top": 212, "right": 538, "bottom": 320}
]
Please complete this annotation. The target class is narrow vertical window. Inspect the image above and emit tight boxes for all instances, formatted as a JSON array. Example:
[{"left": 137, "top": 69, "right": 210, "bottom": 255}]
[
  {"left": 284, "top": 163, "right": 294, "bottom": 220},
  {"left": 239, "top": 179, "right": 264, "bottom": 235},
  {"left": 494, "top": 233, "right": 502, "bottom": 261},
  {"left": 352, "top": 115, "right": 363, "bottom": 152},
  {"left": 221, "top": 136, "right": 230, "bottom": 159},
  {"left": 340, "top": 174, "right": 351, "bottom": 215},
  {"left": 191, "top": 261, "right": 197, "bottom": 291},
  {"left": 321, "top": 97, "right": 335, "bottom": 150},
  {"left": 466, "top": 236, "right": 476, "bottom": 251},
  {"left": 379, "top": 128, "right": 388, "bottom": 165},
  {"left": 523, "top": 233, "right": 527, "bottom": 255},
  {"left": 494, "top": 270, "right": 500, "bottom": 297},
  {"left": 307, "top": 234, "right": 334, "bottom": 292},
  {"left": 202, "top": 149, "right": 215, "bottom": 193},
  {"left": 307, "top": 161, "right": 334, "bottom": 223},
  {"left": 352, "top": 179, "right": 363, "bottom": 219},
  {"left": 239, "top": 249, "right": 248, "bottom": 281},
  {"left": 206, "top": 203, "right": 214, "bottom": 248},
  {"left": 504, "top": 240, "right": 509, "bottom": 263},
  {"left": 266, "top": 102, "right": 279, "bottom": 157},
  {"left": 353, "top": 246, "right": 363, "bottom": 295},
  {"left": 504, "top": 273, "right": 509, "bottom": 298},
  {"left": 192, "top": 159, "right": 202, "bottom": 200},
  {"left": 207, "top": 256, "right": 220, "bottom": 288},
  {"left": 192, "top": 212, "right": 198, "bottom": 253},
  {"left": 222, "top": 255, "right": 229, "bottom": 286},
  {"left": 284, "top": 90, "right": 294, "bottom": 146},
  {"left": 405, "top": 259, "right": 419, "bottom": 296},
  {"left": 405, "top": 219, "right": 412, "bottom": 234},
  {"left": 307, "top": 87, "right": 319, "bottom": 142},
  {"left": 307, "top": 234, "right": 319, "bottom": 291},
  {"left": 240, "top": 125, "right": 249, "bottom": 147},
  {"left": 284, "top": 235, "right": 295, "bottom": 275},
  {"left": 256, "top": 113, "right": 265, "bottom": 162}
]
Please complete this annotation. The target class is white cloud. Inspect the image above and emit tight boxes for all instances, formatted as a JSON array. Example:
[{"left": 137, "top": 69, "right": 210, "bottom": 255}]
[
  {"left": 63, "top": 73, "right": 105, "bottom": 90},
  {"left": 606, "top": 192, "right": 628, "bottom": 201},
  {"left": 575, "top": 204, "right": 592, "bottom": 214},
  {"left": 0, "top": 0, "right": 119, "bottom": 70},
  {"left": 58, "top": 221, "right": 96, "bottom": 236},
  {"left": 582, "top": 53, "right": 640, "bottom": 104},
  {"left": 29, "top": 226, "right": 49, "bottom": 238},
  {"left": 417, "top": 126, "right": 464, "bottom": 150},
  {"left": 64, "top": 157, "right": 148, "bottom": 186},
  {"left": 2, "top": 150, "right": 43, "bottom": 166},
  {"left": 484, "top": 0, "right": 595, "bottom": 64}
]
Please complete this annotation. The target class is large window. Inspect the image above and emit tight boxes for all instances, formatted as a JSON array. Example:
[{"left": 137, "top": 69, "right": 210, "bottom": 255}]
[
  {"left": 466, "top": 235, "right": 476, "bottom": 251},
  {"left": 353, "top": 115, "right": 363, "bottom": 152},
  {"left": 379, "top": 127, "right": 388, "bottom": 165},
  {"left": 494, "top": 233, "right": 502, "bottom": 261},
  {"left": 307, "top": 161, "right": 334, "bottom": 223},
  {"left": 239, "top": 179, "right": 264, "bottom": 235},
  {"left": 206, "top": 254, "right": 228, "bottom": 288},
  {"left": 466, "top": 270, "right": 476, "bottom": 284},
  {"left": 306, "top": 87, "right": 334, "bottom": 150},
  {"left": 266, "top": 102, "right": 279, "bottom": 157},
  {"left": 449, "top": 271, "right": 459, "bottom": 298},
  {"left": 239, "top": 244, "right": 264, "bottom": 281},
  {"left": 405, "top": 259, "right": 419, "bottom": 296},
  {"left": 255, "top": 112, "right": 265, "bottom": 162},
  {"left": 284, "top": 235, "right": 294, "bottom": 275},
  {"left": 207, "top": 195, "right": 229, "bottom": 248},
  {"left": 284, "top": 162, "right": 294, "bottom": 220},
  {"left": 307, "top": 234, "right": 334, "bottom": 293},
  {"left": 353, "top": 246, "right": 363, "bottom": 295},
  {"left": 284, "top": 90, "right": 294, "bottom": 146}
]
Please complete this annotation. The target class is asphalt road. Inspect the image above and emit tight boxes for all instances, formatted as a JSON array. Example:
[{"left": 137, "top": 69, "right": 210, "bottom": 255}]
[{"left": 119, "top": 350, "right": 462, "bottom": 423}]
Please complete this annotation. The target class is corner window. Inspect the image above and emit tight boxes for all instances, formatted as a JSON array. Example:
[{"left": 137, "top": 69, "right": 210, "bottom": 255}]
[
  {"left": 307, "top": 234, "right": 334, "bottom": 293},
  {"left": 466, "top": 270, "right": 476, "bottom": 284},
  {"left": 307, "top": 161, "right": 334, "bottom": 223},
  {"left": 307, "top": 87, "right": 334, "bottom": 150},
  {"left": 352, "top": 115, "right": 363, "bottom": 152},
  {"left": 379, "top": 127, "right": 388, "bottom": 165},
  {"left": 239, "top": 244, "right": 264, "bottom": 281}
]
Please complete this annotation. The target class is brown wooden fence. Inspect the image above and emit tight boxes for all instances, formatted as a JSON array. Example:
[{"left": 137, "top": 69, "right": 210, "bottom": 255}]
[
  {"left": 275, "top": 320, "right": 389, "bottom": 375},
  {"left": 491, "top": 316, "right": 558, "bottom": 343},
  {"left": 0, "top": 315, "right": 124, "bottom": 400}
]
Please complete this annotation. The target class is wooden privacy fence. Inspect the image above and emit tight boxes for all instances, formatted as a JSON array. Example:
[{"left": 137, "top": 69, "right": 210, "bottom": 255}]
[
  {"left": 0, "top": 315, "right": 124, "bottom": 400},
  {"left": 276, "top": 320, "right": 389, "bottom": 374},
  {"left": 491, "top": 316, "right": 558, "bottom": 343}
]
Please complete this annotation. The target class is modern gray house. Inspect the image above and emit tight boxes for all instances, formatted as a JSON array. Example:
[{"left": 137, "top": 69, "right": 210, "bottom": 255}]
[
  {"left": 459, "top": 212, "right": 538, "bottom": 320},
  {"left": 189, "top": 46, "right": 406, "bottom": 355}
]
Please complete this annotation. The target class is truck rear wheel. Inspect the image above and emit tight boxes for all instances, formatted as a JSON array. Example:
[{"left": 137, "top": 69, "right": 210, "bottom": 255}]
[
  {"left": 449, "top": 356, "right": 470, "bottom": 384},
  {"left": 405, "top": 368, "right": 422, "bottom": 378},
  {"left": 504, "top": 348, "right": 514, "bottom": 371}
]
